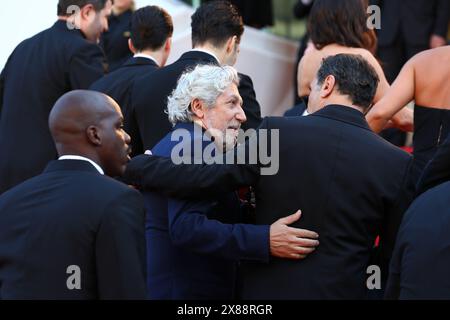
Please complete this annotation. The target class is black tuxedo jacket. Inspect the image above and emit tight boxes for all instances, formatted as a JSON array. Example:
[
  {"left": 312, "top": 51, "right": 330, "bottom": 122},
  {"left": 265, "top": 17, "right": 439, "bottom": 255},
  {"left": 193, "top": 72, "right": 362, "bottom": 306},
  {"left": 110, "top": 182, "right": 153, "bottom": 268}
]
[
  {"left": 124, "top": 105, "right": 414, "bottom": 299},
  {"left": 0, "top": 20, "right": 106, "bottom": 194},
  {"left": 0, "top": 160, "right": 146, "bottom": 300},
  {"left": 372, "top": 0, "right": 450, "bottom": 47},
  {"left": 100, "top": 9, "right": 133, "bottom": 72},
  {"left": 90, "top": 57, "right": 159, "bottom": 156},
  {"left": 416, "top": 135, "right": 450, "bottom": 196},
  {"left": 385, "top": 180, "right": 450, "bottom": 299},
  {"left": 128, "top": 51, "right": 262, "bottom": 151}
]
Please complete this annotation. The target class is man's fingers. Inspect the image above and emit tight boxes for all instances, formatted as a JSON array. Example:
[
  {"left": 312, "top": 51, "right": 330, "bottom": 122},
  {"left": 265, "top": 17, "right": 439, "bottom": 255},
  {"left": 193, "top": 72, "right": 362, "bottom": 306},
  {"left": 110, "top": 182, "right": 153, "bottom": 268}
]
[
  {"left": 278, "top": 210, "right": 302, "bottom": 225},
  {"left": 288, "top": 227, "right": 319, "bottom": 239},
  {"left": 294, "top": 246, "right": 316, "bottom": 255},
  {"left": 290, "top": 237, "right": 320, "bottom": 247}
]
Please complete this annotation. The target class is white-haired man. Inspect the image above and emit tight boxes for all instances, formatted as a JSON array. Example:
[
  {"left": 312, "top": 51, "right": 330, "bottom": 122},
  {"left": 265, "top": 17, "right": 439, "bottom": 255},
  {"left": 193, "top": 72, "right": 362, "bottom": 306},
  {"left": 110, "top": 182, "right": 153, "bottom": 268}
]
[{"left": 141, "top": 64, "right": 319, "bottom": 300}]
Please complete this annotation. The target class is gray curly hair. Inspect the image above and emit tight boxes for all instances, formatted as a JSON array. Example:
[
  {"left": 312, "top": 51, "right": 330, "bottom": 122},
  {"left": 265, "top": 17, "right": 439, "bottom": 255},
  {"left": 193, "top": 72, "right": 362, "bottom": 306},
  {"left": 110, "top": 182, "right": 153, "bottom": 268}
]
[{"left": 166, "top": 64, "right": 240, "bottom": 126}]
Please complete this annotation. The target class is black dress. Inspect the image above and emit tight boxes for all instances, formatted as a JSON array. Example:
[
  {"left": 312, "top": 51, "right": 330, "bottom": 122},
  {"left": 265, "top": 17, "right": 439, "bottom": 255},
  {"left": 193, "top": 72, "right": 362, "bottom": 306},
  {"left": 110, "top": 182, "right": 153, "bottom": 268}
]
[
  {"left": 100, "top": 10, "right": 133, "bottom": 72},
  {"left": 411, "top": 105, "right": 450, "bottom": 184}
]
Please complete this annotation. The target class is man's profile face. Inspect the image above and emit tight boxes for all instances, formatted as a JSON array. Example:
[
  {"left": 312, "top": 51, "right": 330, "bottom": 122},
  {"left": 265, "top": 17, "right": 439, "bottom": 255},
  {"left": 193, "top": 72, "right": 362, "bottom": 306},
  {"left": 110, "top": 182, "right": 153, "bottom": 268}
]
[
  {"left": 203, "top": 83, "right": 246, "bottom": 152},
  {"left": 83, "top": 0, "right": 112, "bottom": 43},
  {"left": 97, "top": 101, "right": 131, "bottom": 177}
]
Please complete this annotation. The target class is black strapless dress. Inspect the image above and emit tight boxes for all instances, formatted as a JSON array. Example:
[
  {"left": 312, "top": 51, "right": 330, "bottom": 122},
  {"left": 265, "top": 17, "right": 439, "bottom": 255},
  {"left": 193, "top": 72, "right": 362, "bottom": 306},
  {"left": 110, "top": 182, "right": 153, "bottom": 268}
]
[{"left": 411, "top": 105, "right": 450, "bottom": 184}]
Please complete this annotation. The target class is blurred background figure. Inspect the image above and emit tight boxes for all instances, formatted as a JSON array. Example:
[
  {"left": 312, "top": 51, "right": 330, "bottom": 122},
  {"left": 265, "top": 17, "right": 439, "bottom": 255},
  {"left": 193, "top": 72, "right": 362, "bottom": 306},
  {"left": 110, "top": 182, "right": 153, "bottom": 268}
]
[
  {"left": 373, "top": 0, "right": 449, "bottom": 83},
  {"left": 371, "top": 0, "right": 450, "bottom": 147},
  {"left": 291, "top": 0, "right": 313, "bottom": 106},
  {"left": 91, "top": 5, "right": 173, "bottom": 156},
  {"left": 0, "top": 0, "right": 111, "bottom": 195},
  {"left": 101, "top": 0, "right": 135, "bottom": 71},
  {"left": 202, "top": 0, "right": 274, "bottom": 29}
]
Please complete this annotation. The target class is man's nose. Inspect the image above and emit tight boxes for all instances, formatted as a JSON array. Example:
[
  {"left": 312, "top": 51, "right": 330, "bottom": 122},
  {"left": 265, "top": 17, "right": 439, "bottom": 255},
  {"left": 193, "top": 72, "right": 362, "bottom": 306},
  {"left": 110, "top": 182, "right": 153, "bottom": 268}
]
[
  {"left": 124, "top": 131, "right": 131, "bottom": 144},
  {"left": 236, "top": 106, "right": 247, "bottom": 123}
]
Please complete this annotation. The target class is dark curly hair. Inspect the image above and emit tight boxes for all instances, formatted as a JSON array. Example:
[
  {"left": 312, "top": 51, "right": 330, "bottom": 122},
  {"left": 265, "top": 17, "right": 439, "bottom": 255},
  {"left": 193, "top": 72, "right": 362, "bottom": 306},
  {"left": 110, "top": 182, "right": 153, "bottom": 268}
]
[{"left": 317, "top": 54, "right": 380, "bottom": 109}]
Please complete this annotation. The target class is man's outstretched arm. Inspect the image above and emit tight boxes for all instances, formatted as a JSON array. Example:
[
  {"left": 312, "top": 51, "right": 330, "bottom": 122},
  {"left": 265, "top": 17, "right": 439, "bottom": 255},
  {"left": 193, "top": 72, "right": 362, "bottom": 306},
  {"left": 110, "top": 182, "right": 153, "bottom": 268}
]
[
  {"left": 124, "top": 153, "right": 259, "bottom": 199},
  {"left": 123, "top": 118, "right": 280, "bottom": 198}
]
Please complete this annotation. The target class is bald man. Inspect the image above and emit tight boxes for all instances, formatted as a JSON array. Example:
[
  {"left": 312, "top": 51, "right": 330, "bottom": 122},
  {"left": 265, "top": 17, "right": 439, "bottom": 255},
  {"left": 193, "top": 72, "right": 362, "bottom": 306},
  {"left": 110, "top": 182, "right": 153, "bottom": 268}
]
[{"left": 0, "top": 90, "right": 146, "bottom": 300}]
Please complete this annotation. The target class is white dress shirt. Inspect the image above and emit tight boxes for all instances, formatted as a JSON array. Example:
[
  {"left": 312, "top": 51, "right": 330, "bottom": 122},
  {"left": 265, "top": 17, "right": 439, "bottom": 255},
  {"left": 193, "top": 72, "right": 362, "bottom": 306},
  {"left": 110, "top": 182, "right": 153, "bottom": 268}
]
[{"left": 59, "top": 155, "right": 104, "bottom": 175}]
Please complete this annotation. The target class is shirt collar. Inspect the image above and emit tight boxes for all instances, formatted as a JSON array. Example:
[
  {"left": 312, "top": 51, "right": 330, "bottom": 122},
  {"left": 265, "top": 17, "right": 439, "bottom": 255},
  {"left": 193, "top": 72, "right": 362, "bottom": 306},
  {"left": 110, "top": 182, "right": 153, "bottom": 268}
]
[
  {"left": 189, "top": 49, "right": 220, "bottom": 64},
  {"left": 312, "top": 104, "right": 371, "bottom": 131},
  {"left": 133, "top": 53, "right": 160, "bottom": 66},
  {"left": 58, "top": 156, "right": 104, "bottom": 175}
]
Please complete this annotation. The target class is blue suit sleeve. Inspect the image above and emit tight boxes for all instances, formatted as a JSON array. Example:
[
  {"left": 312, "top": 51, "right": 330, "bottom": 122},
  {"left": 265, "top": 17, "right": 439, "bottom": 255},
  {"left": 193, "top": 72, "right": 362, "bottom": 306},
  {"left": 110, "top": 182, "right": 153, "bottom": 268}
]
[{"left": 168, "top": 197, "right": 270, "bottom": 263}]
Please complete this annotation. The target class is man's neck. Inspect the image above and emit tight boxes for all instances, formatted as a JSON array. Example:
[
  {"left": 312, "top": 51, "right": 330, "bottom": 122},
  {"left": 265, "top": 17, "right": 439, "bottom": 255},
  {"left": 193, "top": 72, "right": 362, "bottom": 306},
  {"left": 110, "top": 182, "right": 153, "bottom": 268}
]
[
  {"left": 58, "top": 154, "right": 104, "bottom": 175},
  {"left": 311, "top": 97, "right": 364, "bottom": 114},
  {"left": 192, "top": 45, "right": 223, "bottom": 65},
  {"left": 134, "top": 50, "right": 162, "bottom": 66}
]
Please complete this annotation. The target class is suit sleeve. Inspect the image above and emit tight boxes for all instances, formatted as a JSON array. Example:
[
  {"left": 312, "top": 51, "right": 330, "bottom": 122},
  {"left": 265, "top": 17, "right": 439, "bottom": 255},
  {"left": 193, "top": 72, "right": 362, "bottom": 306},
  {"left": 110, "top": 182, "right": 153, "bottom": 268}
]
[
  {"left": 69, "top": 43, "right": 106, "bottom": 89},
  {"left": 168, "top": 197, "right": 270, "bottom": 262},
  {"left": 384, "top": 235, "right": 403, "bottom": 300},
  {"left": 95, "top": 188, "right": 147, "bottom": 299},
  {"left": 238, "top": 73, "right": 262, "bottom": 130},
  {"left": 416, "top": 136, "right": 450, "bottom": 196},
  {"left": 384, "top": 204, "right": 412, "bottom": 300},
  {"left": 379, "top": 157, "right": 414, "bottom": 283},
  {"left": 433, "top": 0, "right": 450, "bottom": 38}
]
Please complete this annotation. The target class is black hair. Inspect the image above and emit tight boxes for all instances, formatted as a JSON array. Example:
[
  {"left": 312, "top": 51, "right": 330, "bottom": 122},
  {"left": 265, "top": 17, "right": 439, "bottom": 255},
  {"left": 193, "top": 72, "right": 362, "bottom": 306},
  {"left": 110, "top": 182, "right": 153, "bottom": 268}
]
[
  {"left": 191, "top": 0, "right": 244, "bottom": 48},
  {"left": 57, "top": 0, "right": 108, "bottom": 16},
  {"left": 131, "top": 6, "right": 173, "bottom": 51},
  {"left": 317, "top": 54, "right": 380, "bottom": 109}
]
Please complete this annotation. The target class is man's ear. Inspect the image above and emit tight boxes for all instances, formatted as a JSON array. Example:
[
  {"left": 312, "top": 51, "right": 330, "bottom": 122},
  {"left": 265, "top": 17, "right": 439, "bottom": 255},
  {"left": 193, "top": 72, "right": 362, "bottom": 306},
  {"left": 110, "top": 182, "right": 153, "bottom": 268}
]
[
  {"left": 225, "top": 36, "right": 238, "bottom": 54},
  {"left": 165, "top": 37, "right": 172, "bottom": 53},
  {"left": 128, "top": 39, "right": 137, "bottom": 54},
  {"left": 320, "top": 75, "right": 336, "bottom": 98},
  {"left": 86, "top": 126, "right": 102, "bottom": 146},
  {"left": 191, "top": 98, "right": 205, "bottom": 119},
  {"left": 80, "top": 4, "right": 95, "bottom": 21}
]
